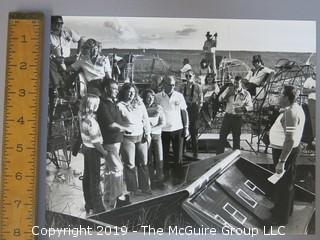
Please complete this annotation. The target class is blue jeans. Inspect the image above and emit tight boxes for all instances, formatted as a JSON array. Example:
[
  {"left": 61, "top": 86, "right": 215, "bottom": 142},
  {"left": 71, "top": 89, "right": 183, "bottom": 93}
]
[
  {"left": 103, "top": 143, "right": 124, "bottom": 206},
  {"left": 148, "top": 134, "right": 164, "bottom": 182},
  {"left": 121, "top": 135, "right": 150, "bottom": 192},
  {"left": 82, "top": 146, "right": 105, "bottom": 214}
]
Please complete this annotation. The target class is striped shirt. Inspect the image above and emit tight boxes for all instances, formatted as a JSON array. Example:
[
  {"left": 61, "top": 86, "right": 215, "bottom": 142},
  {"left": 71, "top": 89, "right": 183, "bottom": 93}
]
[
  {"left": 270, "top": 103, "right": 305, "bottom": 149},
  {"left": 79, "top": 115, "right": 103, "bottom": 148}
]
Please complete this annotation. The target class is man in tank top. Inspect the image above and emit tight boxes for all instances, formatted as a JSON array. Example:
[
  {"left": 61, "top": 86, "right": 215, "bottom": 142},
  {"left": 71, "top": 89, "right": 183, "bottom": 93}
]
[{"left": 269, "top": 85, "right": 305, "bottom": 225}]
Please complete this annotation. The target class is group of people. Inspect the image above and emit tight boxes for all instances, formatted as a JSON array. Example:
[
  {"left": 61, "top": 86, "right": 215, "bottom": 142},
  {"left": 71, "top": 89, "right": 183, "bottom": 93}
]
[
  {"left": 174, "top": 41, "right": 312, "bottom": 226},
  {"left": 49, "top": 16, "right": 313, "bottom": 225},
  {"left": 78, "top": 76, "right": 192, "bottom": 215},
  {"left": 48, "top": 15, "right": 187, "bottom": 215}
]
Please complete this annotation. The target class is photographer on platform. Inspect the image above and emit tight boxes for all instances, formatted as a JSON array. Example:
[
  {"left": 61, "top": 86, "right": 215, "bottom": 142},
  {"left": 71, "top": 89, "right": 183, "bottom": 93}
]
[{"left": 203, "top": 31, "right": 218, "bottom": 75}]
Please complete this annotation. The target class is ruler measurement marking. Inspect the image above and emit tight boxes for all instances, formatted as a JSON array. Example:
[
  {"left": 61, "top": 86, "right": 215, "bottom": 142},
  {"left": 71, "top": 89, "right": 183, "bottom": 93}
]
[
  {"left": 23, "top": 203, "right": 33, "bottom": 206},
  {"left": 1, "top": 13, "right": 43, "bottom": 240}
]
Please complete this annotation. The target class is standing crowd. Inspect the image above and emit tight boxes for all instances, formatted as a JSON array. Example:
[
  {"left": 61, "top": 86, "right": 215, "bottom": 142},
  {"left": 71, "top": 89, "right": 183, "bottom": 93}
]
[
  {"left": 78, "top": 76, "right": 192, "bottom": 214},
  {"left": 49, "top": 16, "right": 314, "bottom": 225}
]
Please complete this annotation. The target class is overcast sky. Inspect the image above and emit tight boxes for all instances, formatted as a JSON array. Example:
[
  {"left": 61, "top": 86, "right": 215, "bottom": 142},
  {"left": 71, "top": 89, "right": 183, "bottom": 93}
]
[{"left": 63, "top": 16, "right": 316, "bottom": 52}]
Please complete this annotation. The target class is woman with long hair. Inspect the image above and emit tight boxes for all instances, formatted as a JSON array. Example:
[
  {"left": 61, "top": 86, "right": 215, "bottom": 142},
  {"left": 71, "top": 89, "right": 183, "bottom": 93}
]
[
  {"left": 117, "top": 83, "right": 152, "bottom": 195},
  {"left": 79, "top": 92, "right": 106, "bottom": 215},
  {"left": 143, "top": 89, "right": 166, "bottom": 190}
]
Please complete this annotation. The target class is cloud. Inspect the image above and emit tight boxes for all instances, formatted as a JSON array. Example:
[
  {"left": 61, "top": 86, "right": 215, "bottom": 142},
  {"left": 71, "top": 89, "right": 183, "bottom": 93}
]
[
  {"left": 176, "top": 27, "right": 197, "bottom": 36},
  {"left": 103, "top": 20, "right": 138, "bottom": 41},
  {"left": 141, "top": 33, "right": 163, "bottom": 41}
]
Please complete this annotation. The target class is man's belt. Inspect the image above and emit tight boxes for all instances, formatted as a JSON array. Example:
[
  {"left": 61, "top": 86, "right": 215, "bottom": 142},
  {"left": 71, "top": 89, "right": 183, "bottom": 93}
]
[{"left": 225, "top": 112, "right": 242, "bottom": 117}]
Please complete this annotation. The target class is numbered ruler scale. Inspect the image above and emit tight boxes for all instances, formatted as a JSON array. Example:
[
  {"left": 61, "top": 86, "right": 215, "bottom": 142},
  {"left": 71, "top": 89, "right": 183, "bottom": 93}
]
[{"left": 1, "top": 13, "right": 43, "bottom": 240}]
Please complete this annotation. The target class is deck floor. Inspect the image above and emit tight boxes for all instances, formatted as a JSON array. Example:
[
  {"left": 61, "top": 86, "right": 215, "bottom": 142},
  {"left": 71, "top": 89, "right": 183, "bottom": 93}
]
[{"left": 46, "top": 133, "right": 315, "bottom": 233}]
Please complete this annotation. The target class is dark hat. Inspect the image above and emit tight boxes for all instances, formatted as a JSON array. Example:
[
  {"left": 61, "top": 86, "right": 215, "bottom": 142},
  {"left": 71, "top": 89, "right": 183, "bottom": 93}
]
[
  {"left": 252, "top": 55, "right": 262, "bottom": 63},
  {"left": 206, "top": 31, "right": 213, "bottom": 38},
  {"left": 183, "top": 58, "right": 189, "bottom": 64},
  {"left": 51, "top": 16, "right": 64, "bottom": 24}
]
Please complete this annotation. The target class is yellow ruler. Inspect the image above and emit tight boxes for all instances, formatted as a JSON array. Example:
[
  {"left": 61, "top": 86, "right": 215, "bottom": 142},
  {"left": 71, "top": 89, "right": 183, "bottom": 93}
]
[{"left": 1, "top": 12, "right": 43, "bottom": 240}]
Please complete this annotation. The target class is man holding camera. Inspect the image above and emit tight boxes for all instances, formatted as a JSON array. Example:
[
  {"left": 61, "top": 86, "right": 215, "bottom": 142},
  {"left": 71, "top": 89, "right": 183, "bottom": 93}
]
[{"left": 217, "top": 76, "right": 253, "bottom": 154}]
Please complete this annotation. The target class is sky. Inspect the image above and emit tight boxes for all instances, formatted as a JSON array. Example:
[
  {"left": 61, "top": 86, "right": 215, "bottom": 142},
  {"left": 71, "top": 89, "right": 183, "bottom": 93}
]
[{"left": 63, "top": 16, "right": 316, "bottom": 52}]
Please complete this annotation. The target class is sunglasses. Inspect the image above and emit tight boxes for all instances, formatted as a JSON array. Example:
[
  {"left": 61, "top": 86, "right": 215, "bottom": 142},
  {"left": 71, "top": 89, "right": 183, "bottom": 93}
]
[{"left": 186, "top": 74, "right": 192, "bottom": 78}]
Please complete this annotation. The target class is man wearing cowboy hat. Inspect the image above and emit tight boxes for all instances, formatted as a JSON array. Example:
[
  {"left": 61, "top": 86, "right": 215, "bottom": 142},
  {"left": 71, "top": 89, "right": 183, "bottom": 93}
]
[{"left": 203, "top": 31, "right": 218, "bottom": 76}]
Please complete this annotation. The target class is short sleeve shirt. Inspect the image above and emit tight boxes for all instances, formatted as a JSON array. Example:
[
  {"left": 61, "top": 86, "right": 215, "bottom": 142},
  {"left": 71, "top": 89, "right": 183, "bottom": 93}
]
[
  {"left": 50, "top": 27, "right": 80, "bottom": 58},
  {"left": 71, "top": 55, "right": 111, "bottom": 82},
  {"left": 155, "top": 91, "right": 187, "bottom": 132},
  {"left": 303, "top": 77, "right": 316, "bottom": 100},
  {"left": 180, "top": 64, "right": 192, "bottom": 81},
  {"left": 79, "top": 115, "right": 103, "bottom": 148},
  {"left": 147, "top": 104, "right": 166, "bottom": 135},
  {"left": 219, "top": 87, "right": 253, "bottom": 114},
  {"left": 246, "top": 66, "right": 274, "bottom": 86}
]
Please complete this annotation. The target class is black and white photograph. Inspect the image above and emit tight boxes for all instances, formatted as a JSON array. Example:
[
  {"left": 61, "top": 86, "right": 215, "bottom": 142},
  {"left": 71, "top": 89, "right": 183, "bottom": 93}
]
[{"left": 45, "top": 16, "right": 316, "bottom": 234}]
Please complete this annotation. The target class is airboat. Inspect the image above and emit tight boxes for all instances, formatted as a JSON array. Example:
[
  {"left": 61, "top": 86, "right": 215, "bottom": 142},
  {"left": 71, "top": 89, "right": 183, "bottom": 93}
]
[{"left": 46, "top": 51, "right": 315, "bottom": 234}]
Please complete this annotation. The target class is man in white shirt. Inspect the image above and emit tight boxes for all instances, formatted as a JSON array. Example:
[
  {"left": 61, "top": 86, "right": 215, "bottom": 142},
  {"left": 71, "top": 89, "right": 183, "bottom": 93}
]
[
  {"left": 217, "top": 76, "right": 253, "bottom": 154},
  {"left": 50, "top": 16, "right": 85, "bottom": 63},
  {"left": 49, "top": 16, "right": 85, "bottom": 138},
  {"left": 269, "top": 85, "right": 305, "bottom": 225},
  {"left": 155, "top": 75, "right": 189, "bottom": 182}
]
